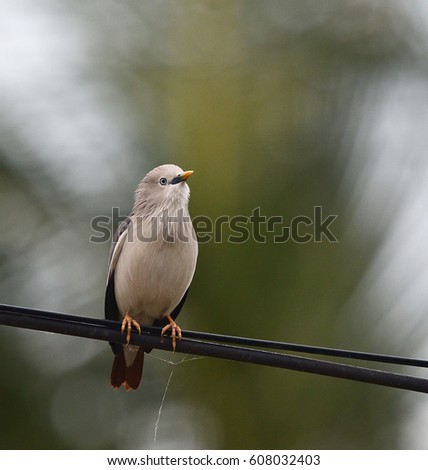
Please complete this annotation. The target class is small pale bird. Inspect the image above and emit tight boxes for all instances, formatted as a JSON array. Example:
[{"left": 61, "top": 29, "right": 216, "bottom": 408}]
[{"left": 104, "top": 164, "right": 198, "bottom": 390}]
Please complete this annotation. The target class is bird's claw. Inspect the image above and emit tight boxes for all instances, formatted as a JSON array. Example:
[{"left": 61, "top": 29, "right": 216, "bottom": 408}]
[
  {"left": 121, "top": 312, "right": 141, "bottom": 345},
  {"left": 161, "top": 317, "right": 182, "bottom": 352}
]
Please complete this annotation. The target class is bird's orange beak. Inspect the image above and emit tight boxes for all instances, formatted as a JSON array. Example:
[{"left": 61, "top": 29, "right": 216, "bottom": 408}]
[
  {"left": 170, "top": 170, "right": 194, "bottom": 185},
  {"left": 180, "top": 170, "right": 194, "bottom": 181}
]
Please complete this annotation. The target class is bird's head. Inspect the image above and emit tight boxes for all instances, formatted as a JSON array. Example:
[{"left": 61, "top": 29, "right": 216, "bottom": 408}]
[{"left": 134, "top": 164, "right": 194, "bottom": 215}]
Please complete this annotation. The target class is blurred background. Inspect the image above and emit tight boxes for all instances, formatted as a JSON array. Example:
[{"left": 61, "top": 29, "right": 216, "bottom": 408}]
[{"left": 1, "top": 0, "right": 428, "bottom": 450}]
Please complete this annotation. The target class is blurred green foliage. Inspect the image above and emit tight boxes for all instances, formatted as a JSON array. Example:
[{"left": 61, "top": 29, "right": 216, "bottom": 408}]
[{"left": 0, "top": 0, "right": 427, "bottom": 449}]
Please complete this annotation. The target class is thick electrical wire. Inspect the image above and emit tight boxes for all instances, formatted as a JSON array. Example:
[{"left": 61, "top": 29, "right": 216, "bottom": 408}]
[{"left": 1, "top": 303, "right": 428, "bottom": 394}]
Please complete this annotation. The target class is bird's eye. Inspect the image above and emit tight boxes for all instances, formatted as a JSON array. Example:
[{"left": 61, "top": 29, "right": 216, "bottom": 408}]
[{"left": 159, "top": 177, "right": 168, "bottom": 186}]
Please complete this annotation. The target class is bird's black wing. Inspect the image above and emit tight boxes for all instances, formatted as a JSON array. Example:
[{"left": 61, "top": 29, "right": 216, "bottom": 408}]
[
  {"left": 105, "top": 214, "right": 133, "bottom": 355},
  {"left": 105, "top": 274, "right": 122, "bottom": 355}
]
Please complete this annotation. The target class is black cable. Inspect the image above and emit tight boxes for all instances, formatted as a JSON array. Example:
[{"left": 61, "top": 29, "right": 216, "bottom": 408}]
[
  {"left": 1, "top": 303, "right": 426, "bottom": 368},
  {"left": 1, "top": 303, "right": 428, "bottom": 394},
  {"left": 175, "top": 330, "right": 428, "bottom": 368}
]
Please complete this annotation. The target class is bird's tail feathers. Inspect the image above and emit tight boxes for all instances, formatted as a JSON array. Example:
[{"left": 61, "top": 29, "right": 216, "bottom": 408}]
[{"left": 111, "top": 347, "right": 145, "bottom": 391}]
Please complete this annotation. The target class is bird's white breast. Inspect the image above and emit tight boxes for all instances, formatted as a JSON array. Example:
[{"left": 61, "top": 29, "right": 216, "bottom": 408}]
[{"left": 114, "top": 214, "right": 198, "bottom": 326}]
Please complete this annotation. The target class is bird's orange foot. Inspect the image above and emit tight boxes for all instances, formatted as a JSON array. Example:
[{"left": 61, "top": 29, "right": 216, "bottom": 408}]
[
  {"left": 161, "top": 315, "right": 182, "bottom": 352},
  {"left": 121, "top": 312, "right": 141, "bottom": 345}
]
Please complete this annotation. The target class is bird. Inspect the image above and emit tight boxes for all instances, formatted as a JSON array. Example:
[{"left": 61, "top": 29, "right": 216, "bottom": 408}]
[{"left": 104, "top": 164, "right": 198, "bottom": 391}]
